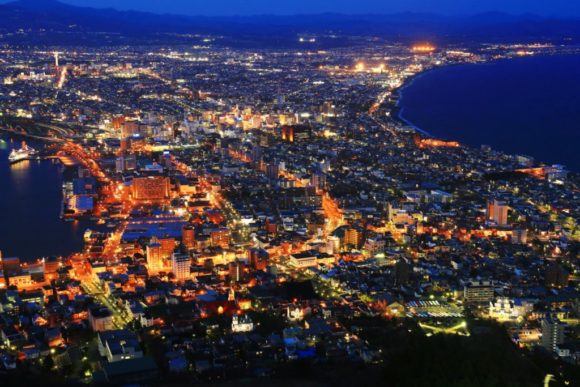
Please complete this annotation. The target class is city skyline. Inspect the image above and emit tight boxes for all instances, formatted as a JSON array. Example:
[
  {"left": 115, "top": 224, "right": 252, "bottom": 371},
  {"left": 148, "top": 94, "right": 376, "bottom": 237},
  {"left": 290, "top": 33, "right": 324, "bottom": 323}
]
[{"left": 0, "top": 1, "right": 578, "bottom": 386}]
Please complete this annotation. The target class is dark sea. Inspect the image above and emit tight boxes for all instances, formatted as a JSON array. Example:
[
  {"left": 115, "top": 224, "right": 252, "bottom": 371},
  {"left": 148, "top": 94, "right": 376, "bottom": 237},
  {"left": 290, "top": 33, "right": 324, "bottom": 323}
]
[
  {"left": 398, "top": 54, "right": 580, "bottom": 171},
  {"left": 0, "top": 136, "right": 87, "bottom": 260}
]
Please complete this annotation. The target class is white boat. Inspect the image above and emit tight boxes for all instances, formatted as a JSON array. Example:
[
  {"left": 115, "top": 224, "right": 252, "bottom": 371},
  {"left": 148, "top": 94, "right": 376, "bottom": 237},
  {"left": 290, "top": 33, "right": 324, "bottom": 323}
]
[{"left": 8, "top": 141, "right": 39, "bottom": 164}]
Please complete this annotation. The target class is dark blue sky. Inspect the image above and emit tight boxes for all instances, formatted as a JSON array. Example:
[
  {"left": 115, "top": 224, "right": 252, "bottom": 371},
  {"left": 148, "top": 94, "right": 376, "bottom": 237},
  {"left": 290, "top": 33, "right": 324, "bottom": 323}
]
[{"left": 4, "top": 0, "right": 580, "bottom": 17}]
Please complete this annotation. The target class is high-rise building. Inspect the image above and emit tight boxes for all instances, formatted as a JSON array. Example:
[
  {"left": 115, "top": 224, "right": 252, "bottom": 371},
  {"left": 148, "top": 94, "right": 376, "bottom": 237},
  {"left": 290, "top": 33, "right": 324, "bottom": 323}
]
[
  {"left": 310, "top": 172, "right": 327, "bottom": 191},
  {"left": 281, "top": 125, "right": 311, "bottom": 143},
  {"left": 229, "top": 260, "right": 245, "bottom": 283},
  {"left": 43, "top": 256, "right": 60, "bottom": 281},
  {"left": 115, "top": 155, "right": 137, "bottom": 173},
  {"left": 344, "top": 227, "right": 362, "bottom": 249},
  {"left": 251, "top": 146, "right": 263, "bottom": 164},
  {"left": 511, "top": 228, "right": 528, "bottom": 244},
  {"left": 266, "top": 162, "right": 280, "bottom": 181},
  {"left": 146, "top": 237, "right": 163, "bottom": 273},
  {"left": 171, "top": 253, "right": 191, "bottom": 281},
  {"left": 321, "top": 101, "right": 336, "bottom": 117},
  {"left": 326, "top": 236, "right": 340, "bottom": 255},
  {"left": 211, "top": 228, "right": 230, "bottom": 248},
  {"left": 158, "top": 238, "right": 176, "bottom": 260},
  {"left": 88, "top": 306, "right": 114, "bottom": 332},
  {"left": 115, "top": 156, "right": 125, "bottom": 173},
  {"left": 112, "top": 115, "right": 125, "bottom": 130},
  {"left": 487, "top": 199, "right": 509, "bottom": 226},
  {"left": 121, "top": 119, "right": 150, "bottom": 138},
  {"left": 182, "top": 225, "right": 196, "bottom": 250},
  {"left": 464, "top": 280, "right": 494, "bottom": 305},
  {"left": 363, "top": 235, "right": 385, "bottom": 258},
  {"left": 281, "top": 125, "right": 294, "bottom": 142},
  {"left": 541, "top": 315, "right": 566, "bottom": 352}
]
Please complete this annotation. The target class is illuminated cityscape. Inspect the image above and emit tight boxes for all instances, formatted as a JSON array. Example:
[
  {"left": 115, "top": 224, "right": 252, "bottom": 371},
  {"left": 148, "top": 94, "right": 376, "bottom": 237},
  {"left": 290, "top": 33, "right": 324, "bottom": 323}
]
[{"left": 0, "top": 0, "right": 578, "bottom": 385}]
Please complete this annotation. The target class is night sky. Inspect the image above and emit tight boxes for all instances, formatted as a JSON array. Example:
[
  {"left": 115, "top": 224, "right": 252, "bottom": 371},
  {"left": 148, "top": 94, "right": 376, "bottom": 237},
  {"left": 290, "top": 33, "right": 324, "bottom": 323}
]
[{"left": 2, "top": 0, "right": 580, "bottom": 17}]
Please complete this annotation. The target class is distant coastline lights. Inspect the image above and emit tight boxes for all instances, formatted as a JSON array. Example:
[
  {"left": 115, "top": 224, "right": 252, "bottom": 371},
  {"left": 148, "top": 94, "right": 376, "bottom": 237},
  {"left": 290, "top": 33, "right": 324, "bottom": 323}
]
[{"left": 411, "top": 44, "right": 437, "bottom": 54}]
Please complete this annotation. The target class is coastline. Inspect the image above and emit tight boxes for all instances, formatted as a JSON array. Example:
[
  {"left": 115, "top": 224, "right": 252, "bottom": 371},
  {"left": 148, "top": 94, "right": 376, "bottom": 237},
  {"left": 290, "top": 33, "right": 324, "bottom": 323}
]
[
  {"left": 392, "top": 60, "right": 489, "bottom": 140},
  {"left": 392, "top": 66, "right": 442, "bottom": 138},
  {"left": 0, "top": 134, "right": 87, "bottom": 261},
  {"left": 392, "top": 53, "right": 580, "bottom": 170},
  {"left": 397, "top": 106, "right": 432, "bottom": 137}
]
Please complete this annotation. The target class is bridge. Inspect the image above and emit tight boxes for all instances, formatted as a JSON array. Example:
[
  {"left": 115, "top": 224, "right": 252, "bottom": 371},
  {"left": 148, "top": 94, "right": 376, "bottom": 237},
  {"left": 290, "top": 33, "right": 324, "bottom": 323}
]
[
  {"left": 0, "top": 127, "right": 64, "bottom": 143},
  {"left": 45, "top": 155, "right": 80, "bottom": 167}
]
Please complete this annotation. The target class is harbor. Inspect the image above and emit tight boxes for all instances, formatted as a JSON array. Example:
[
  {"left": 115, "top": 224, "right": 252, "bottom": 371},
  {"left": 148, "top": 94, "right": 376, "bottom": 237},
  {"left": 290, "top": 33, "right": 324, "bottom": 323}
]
[
  {"left": 8, "top": 141, "right": 40, "bottom": 164},
  {"left": 0, "top": 134, "right": 89, "bottom": 260}
]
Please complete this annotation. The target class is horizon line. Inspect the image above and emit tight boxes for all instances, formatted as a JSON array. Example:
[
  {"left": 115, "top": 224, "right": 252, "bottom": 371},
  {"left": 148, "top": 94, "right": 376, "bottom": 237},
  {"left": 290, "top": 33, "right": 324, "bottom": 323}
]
[{"left": 4, "top": 0, "right": 580, "bottom": 20}]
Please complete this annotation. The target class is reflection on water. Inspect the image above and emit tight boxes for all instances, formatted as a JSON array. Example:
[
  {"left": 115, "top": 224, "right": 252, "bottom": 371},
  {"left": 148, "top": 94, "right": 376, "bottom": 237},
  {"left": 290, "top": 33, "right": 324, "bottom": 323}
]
[
  {"left": 10, "top": 159, "right": 31, "bottom": 171},
  {"left": 0, "top": 135, "right": 86, "bottom": 261}
]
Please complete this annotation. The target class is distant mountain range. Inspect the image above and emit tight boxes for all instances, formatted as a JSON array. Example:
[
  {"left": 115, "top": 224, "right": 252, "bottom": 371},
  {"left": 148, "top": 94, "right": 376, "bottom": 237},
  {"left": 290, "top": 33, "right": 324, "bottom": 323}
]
[{"left": 1, "top": 0, "right": 580, "bottom": 46}]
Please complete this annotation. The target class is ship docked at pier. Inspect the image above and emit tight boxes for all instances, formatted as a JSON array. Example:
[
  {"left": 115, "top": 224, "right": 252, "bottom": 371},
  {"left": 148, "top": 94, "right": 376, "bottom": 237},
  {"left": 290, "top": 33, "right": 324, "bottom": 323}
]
[{"left": 8, "top": 142, "right": 39, "bottom": 164}]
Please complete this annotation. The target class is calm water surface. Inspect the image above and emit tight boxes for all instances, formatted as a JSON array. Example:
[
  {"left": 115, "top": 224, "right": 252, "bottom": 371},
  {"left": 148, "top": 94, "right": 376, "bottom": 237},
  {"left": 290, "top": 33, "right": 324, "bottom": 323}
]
[
  {"left": 399, "top": 54, "right": 580, "bottom": 171},
  {"left": 0, "top": 136, "right": 87, "bottom": 260}
]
